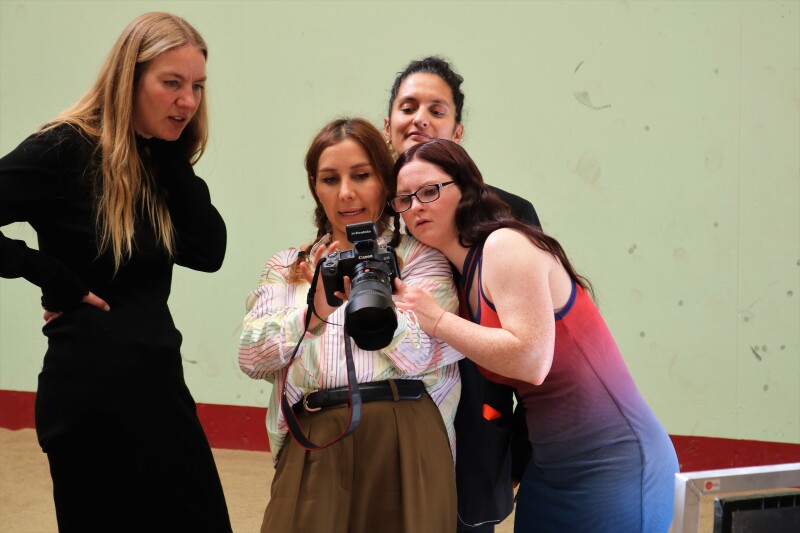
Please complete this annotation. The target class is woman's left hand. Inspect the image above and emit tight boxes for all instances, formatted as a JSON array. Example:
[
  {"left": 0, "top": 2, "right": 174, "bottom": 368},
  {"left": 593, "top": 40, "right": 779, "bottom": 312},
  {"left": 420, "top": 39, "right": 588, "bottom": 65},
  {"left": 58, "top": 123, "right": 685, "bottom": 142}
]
[{"left": 393, "top": 278, "right": 445, "bottom": 336}]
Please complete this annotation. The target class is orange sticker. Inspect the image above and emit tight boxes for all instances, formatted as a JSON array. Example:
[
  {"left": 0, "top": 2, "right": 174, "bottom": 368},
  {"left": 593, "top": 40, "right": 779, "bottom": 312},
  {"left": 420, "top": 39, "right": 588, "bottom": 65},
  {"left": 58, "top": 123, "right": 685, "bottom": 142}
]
[{"left": 483, "top": 403, "right": 502, "bottom": 421}]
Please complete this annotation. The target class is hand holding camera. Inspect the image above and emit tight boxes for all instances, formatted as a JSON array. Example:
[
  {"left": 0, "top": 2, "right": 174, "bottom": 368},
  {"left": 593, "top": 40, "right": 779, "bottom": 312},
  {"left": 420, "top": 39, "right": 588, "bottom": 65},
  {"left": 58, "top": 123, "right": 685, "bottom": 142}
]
[
  {"left": 392, "top": 277, "right": 446, "bottom": 336},
  {"left": 300, "top": 240, "right": 344, "bottom": 327},
  {"left": 320, "top": 222, "right": 401, "bottom": 350}
]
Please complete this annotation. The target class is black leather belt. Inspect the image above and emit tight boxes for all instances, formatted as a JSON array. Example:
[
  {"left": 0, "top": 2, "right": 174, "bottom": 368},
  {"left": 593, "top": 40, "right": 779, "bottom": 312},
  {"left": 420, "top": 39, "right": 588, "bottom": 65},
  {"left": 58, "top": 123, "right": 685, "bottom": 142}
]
[{"left": 293, "top": 379, "right": 425, "bottom": 415}]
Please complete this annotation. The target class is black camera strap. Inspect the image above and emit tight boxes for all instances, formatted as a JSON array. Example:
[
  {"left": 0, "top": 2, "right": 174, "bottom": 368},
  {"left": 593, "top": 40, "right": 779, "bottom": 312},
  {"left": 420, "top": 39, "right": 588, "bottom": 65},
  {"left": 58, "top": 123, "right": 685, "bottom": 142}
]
[{"left": 280, "top": 261, "right": 363, "bottom": 450}]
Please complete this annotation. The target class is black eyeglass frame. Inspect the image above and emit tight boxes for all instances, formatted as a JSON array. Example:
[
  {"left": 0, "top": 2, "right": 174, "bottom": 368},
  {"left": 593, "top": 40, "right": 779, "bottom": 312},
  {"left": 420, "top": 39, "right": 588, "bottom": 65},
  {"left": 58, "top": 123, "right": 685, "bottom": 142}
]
[{"left": 388, "top": 181, "right": 455, "bottom": 213}]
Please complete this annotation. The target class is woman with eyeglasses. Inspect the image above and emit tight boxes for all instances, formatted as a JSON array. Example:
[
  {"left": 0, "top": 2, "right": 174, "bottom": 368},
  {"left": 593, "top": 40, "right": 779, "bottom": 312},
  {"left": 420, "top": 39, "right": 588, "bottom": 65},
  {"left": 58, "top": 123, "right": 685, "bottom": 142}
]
[
  {"left": 392, "top": 139, "right": 679, "bottom": 533},
  {"left": 238, "top": 118, "right": 462, "bottom": 533},
  {"left": 384, "top": 56, "right": 536, "bottom": 532}
]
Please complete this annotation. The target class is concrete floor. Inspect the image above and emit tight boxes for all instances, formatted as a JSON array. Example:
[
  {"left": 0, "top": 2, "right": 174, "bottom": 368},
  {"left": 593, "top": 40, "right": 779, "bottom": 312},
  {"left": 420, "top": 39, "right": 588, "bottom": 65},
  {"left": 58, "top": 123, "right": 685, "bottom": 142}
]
[{"left": 0, "top": 428, "right": 515, "bottom": 532}]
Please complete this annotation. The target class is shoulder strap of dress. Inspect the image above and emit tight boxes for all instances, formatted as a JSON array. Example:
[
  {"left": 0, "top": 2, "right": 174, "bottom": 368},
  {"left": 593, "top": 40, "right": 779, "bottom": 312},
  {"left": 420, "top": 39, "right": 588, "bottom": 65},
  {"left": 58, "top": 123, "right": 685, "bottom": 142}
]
[
  {"left": 460, "top": 243, "right": 486, "bottom": 322},
  {"left": 461, "top": 244, "right": 482, "bottom": 295}
]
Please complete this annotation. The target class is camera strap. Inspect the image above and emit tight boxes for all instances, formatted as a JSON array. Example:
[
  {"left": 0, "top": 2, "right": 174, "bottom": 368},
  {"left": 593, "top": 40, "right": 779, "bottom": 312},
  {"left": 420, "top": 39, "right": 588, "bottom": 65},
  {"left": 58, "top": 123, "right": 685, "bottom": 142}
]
[{"left": 280, "top": 261, "right": 363, "bottom": 450}]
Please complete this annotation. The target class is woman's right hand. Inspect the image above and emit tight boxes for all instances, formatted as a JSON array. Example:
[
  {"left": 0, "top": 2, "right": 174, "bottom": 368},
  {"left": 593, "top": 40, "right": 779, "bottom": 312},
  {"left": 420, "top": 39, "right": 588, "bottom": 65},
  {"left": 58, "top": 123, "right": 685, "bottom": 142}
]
[
  {"left": 43, "top": 291, "right": 110, "bottom": 323},
  {"left": 299, "top": 241, "right": 342, "bottom": 327}
]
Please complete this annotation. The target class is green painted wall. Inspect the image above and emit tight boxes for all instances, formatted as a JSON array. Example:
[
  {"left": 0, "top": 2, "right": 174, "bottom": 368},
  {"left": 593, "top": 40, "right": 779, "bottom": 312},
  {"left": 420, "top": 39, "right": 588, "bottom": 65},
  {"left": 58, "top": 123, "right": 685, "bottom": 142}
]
[{"left": 1, "top": 0, "right": 798, "bottom": 443}]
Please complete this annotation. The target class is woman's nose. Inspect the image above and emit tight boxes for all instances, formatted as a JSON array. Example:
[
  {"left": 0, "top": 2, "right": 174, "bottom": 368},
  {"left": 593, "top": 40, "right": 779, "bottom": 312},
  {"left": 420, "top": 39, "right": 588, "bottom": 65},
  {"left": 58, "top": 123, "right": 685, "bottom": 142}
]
[
  {"left": 339, "top": 180, "right": 355, "bottom": 199},
  {"left": 413, "top": 110, "right": 429, "bottom": 128},
  {"left": 177, "top": 87, "right": 197, "bottom": 110}
]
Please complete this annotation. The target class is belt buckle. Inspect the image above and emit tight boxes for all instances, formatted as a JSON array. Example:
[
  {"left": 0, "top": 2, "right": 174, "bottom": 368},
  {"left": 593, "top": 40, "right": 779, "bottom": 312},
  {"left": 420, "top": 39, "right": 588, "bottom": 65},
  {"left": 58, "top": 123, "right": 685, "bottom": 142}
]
[{"left": 303, "top": 389, "right": 321, "bottom": 413}]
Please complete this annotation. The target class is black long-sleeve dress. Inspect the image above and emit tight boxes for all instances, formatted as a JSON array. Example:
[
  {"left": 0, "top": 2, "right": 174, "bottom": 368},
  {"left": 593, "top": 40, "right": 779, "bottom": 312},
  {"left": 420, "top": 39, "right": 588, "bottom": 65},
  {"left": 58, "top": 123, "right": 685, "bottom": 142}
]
[{"left": 0, "top": 124, "right": 232, "bottom": 532}]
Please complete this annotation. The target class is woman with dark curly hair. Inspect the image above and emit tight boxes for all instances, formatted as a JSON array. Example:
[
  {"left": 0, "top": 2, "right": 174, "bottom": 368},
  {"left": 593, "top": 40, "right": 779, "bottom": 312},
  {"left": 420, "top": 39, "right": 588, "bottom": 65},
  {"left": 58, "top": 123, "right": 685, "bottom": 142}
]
[{"left": 384, "top": 55, "right": 539, "bottom": 532}]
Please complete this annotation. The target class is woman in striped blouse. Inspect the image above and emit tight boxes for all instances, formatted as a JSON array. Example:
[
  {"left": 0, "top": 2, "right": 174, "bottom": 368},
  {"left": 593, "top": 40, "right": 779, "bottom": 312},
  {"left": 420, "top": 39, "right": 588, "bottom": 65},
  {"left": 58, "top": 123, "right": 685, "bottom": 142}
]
[{"left": 238, "top": 117, "right": 462, "bottom": 533}]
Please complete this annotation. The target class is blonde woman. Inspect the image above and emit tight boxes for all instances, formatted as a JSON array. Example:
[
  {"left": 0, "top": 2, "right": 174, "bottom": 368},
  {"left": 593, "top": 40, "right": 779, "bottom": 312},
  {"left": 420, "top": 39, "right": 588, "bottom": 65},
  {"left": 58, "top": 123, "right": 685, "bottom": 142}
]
[{"left": 0, "top": 12, "right": 231, "bottom": 532}]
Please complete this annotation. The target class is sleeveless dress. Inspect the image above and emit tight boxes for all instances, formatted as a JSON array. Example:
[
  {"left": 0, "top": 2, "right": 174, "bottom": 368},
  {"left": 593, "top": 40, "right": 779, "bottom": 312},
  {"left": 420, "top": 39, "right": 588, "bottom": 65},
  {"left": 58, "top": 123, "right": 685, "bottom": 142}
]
[{"left": 460, "top": 244, "right": 678, "bottom": 533}]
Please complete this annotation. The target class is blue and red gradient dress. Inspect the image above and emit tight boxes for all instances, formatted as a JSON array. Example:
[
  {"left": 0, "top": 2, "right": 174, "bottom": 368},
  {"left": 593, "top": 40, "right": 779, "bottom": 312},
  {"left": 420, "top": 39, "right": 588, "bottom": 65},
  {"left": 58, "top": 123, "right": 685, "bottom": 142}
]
[{"left": 462, "top": 245, "right": 678, "bottom": 532}]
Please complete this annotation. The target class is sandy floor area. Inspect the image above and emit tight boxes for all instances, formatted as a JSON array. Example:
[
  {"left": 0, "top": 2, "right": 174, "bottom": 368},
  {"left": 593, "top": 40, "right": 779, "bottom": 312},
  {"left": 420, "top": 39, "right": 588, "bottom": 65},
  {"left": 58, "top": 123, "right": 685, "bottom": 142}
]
[{"left": 0, "top": 428, "right": 514, "bottom": 532}]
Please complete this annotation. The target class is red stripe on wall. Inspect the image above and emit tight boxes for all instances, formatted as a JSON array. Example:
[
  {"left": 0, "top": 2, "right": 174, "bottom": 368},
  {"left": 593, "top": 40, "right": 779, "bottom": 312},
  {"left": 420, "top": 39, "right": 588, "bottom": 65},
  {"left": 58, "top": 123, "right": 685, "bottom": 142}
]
[
  {"left": 196, "top": 402, "right": 269, "bottom": 451},
  {"left": 0, "top": 389, "right": 270, "bottom": 452},
  {"left": 2, "top": 389, "right": 799, "bottom": 469},
  {"left": 670, "top": 434, "right": 800, "bottom": 472},
  {"left": 0, "top": 390, "right": 35, "bottom": 431}
]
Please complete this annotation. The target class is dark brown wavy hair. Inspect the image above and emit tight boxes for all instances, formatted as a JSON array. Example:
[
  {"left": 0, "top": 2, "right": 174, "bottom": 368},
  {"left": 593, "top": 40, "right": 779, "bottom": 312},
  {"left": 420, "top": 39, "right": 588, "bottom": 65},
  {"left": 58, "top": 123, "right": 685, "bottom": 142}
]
[
  {"left": 392, "top": 139, "right": 592, "bottom": 295},
  {"left": 288, "top": 117, "right": 401, "bottom": 282}
]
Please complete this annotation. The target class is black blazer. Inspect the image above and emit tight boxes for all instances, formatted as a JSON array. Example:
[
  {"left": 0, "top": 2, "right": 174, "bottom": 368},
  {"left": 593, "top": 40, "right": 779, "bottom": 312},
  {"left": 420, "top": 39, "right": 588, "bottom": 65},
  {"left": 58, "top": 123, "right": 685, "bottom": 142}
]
[
  {"left": 455, "top": 185, "right": 538, "bottom": 529},
  {"left": 488, "top": 185, "right": 540, "bottom": 228}
]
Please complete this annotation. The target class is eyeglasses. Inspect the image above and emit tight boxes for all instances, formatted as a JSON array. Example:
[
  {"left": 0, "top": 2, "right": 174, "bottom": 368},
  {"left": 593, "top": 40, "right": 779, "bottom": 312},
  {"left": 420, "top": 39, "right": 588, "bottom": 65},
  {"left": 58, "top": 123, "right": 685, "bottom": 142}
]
[{"left": 388, "top": 181, "right": 454, "bottom": 213}]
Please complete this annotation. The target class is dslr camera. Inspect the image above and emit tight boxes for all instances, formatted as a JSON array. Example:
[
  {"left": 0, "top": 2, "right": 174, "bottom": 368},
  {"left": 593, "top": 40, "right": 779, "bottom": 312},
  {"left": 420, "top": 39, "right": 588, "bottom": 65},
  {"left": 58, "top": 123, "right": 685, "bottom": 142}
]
[{"left": 320, "top": 222, "right": 401, "bottom": 350}]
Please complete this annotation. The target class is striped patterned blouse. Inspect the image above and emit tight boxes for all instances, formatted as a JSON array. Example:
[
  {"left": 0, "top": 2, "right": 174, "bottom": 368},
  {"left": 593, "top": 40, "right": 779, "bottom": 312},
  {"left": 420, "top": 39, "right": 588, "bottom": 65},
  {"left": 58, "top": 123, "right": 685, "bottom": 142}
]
[{"left": 238, "top": 233, "right": 463, "bottom": 461}]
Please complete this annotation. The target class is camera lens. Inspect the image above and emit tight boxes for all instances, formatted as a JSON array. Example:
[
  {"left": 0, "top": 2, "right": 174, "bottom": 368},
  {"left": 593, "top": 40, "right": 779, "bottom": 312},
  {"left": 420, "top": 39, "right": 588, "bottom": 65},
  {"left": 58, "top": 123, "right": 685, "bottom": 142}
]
[{"left": 345, "top": 260, "right": 397, "bottom": 350}]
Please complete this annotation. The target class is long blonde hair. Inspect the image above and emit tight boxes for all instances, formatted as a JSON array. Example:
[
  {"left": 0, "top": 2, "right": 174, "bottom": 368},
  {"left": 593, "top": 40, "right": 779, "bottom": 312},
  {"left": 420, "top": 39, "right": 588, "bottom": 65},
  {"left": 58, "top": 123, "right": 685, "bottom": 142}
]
[{"left": 43, "top": 12, "right": 209, "bottom": 271}]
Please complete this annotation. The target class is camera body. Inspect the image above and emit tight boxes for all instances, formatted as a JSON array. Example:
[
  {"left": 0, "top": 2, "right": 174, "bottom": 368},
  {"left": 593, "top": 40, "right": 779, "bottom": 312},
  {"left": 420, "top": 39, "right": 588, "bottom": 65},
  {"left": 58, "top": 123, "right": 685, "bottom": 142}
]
[
  {"left": 321, "top": 222, "right": 400, "bottom": 307},
  {"left": 320, "top": 222, "right": 401, "bottom": 350}
]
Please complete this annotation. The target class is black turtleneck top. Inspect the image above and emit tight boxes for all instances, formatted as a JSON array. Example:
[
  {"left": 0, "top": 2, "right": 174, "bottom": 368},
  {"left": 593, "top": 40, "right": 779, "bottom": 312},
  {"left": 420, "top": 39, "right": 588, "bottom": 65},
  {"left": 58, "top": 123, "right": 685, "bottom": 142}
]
[{"left": 0, "top": 123, "right": 226, "bottom": 440}]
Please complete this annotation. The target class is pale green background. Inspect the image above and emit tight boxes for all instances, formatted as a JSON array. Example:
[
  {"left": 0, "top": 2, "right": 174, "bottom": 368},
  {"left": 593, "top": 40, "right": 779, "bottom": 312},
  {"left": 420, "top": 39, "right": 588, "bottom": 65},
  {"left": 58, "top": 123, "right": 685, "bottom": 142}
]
[{"left": 1, "top": 0, "right": 798, "bottom": 444}]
